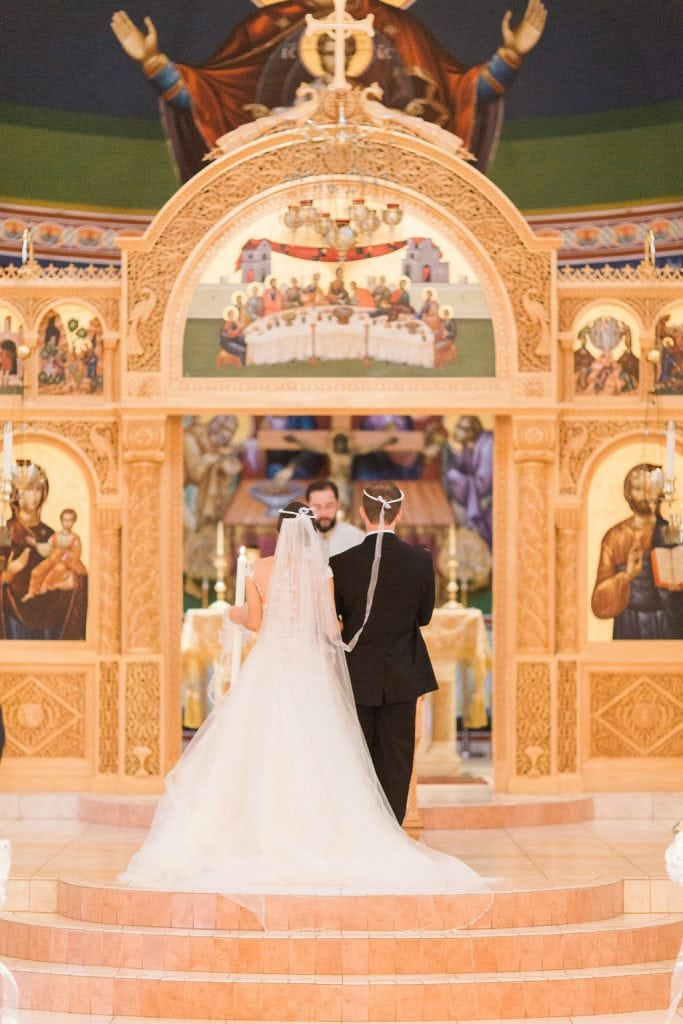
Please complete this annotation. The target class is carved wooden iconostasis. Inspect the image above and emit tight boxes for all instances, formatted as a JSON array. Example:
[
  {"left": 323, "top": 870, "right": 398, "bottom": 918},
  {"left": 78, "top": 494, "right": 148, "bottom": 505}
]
[{"left": 1, "top": 91, "right": 682, "bottom": 795}]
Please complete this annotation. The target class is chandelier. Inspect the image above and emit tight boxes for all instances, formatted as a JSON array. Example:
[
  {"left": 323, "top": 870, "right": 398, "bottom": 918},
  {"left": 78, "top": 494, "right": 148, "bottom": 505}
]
[{"left": 283, "top": 193, "right": 403, "bottom": 257}]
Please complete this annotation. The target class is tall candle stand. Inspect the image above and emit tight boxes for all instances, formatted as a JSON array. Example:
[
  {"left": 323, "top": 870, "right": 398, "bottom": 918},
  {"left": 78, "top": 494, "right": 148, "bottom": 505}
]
[
  {"left": 211, "top": 551, "right": 229, "bottom": 607},
  {"left": 444, "top": 525, "right": 462, "bottom": 609},
  {"left": 212, "top": 522, "right": 228, "bottom": 607}
]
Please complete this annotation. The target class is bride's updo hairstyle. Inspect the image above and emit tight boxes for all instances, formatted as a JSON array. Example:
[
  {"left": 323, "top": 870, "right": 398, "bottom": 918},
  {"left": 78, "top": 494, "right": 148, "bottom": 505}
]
[
  {"left": 276, "top": 500, "right": 310, "bottom": 532},
  {"left": 361, "top": 482, "right": 403, "bottom": 524}
]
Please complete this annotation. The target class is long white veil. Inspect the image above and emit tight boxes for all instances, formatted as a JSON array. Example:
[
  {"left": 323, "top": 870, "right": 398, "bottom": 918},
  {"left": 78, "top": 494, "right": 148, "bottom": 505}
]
[
  {"left": 261, "top": 509, "right": 358, "bottom": 700},
  {"left": 122, "top": 506, "right": 491, "bottom": 925},
  {"left": 254, "top": 507, "right": 400, "bottom": 821}
]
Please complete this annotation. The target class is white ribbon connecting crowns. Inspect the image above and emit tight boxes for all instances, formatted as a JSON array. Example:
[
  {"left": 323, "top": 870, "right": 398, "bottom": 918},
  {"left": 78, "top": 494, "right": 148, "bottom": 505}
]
[
  {"left": 343, "top": 488, "right": 404, "bottom": 654},
  {"left": 278, "top": 505, "right": 317, "bottom": 519}
]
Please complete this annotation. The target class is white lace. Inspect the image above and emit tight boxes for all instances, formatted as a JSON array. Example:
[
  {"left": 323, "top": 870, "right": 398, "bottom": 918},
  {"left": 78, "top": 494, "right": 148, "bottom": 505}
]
[{"left": 120, "top": 507, "right": 491, "bottom": 913}]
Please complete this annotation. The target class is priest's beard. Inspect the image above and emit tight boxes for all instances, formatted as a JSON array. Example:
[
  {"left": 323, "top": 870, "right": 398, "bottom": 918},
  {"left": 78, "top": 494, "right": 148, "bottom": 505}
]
[{"left": 314, "top": 516, "right": 337, "bottom": 534}]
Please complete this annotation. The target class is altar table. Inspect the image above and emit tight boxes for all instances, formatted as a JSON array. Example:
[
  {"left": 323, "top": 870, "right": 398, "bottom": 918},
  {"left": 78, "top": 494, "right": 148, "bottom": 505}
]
[{"left": 417, "top": 605, "right": 492, "bottom": 779}]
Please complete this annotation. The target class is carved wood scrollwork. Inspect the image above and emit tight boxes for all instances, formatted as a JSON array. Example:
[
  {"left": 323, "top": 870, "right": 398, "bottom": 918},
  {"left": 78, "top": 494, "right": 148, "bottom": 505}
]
[
  {"left": 124, "top": 661, "right": 161, "bottom": 776},
  {"left": 17, "top": 419, "right": 118, "bottom": 495},
  {"left": 557, "top": 660, "right": 578, "bottom": 773},
  {"left": 516, "top": 662, "right": 551, "bottom": 776},
  {"left": 559, "top": 419, "right": 644, "bottom": 495},
  {"left": 558, "top": 287, "right": 681, "bottom": 335},
  {"left": 98, "top": 661, "right": 120, "bottom": 774}
]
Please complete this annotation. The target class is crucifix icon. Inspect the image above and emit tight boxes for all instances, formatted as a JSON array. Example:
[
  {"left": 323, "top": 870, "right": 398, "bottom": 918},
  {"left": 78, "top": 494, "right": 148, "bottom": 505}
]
[{"left": 304, "top": 0, "right": 375, "bottom": 92}]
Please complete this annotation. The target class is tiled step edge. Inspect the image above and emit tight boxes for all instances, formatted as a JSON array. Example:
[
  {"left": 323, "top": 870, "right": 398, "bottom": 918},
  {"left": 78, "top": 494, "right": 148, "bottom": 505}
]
[
  {"left": 420, "top": 796, "right": 594, "bottom": 830},
  {"left": 56, "top": 879, "right": 625, "bottom": 930},
  {"left": 12, "top": 959, "right": 674, "bottom": 1020},
  {"left": 77, "top": 794, "right": 596, "bottom": 831},
  {"left": 1, "top": 911, "right": 681, "bottom": 973}
]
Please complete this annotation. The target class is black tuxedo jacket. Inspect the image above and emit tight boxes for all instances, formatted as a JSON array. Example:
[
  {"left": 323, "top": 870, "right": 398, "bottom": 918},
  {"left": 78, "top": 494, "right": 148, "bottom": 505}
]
[{"left": 330, "top": 532, "right": 438, "bottom": 706}]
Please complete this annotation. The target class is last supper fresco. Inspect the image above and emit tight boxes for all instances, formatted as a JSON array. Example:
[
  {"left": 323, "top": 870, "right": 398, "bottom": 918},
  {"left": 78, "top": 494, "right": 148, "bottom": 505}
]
[{"left": 182, "top": 206, "right": 495, "bottom": 380}]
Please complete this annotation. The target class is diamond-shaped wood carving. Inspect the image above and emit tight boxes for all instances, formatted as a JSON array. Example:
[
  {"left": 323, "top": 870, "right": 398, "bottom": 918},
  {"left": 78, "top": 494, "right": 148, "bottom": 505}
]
[
  {"left": 592, "top": 675, "right": 683, "bottom": 756},
  {"left": 0, "top": 673, "right": 86, "bottom": 757}
]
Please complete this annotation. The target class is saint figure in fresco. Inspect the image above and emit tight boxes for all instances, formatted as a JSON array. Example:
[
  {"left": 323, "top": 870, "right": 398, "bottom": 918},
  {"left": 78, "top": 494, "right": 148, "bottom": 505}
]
[
  {"left": 444, "top": 415, "right": 493, "bottom": 549},
  {"left": 0, "top": 463, "right": 88, "bottom": 640},
  {"left": 111, "top": 0, "right": 547, "bottom": 180},
  {"left": 22, "top": 508, "right": 88, "bottom": 602},
  {"left": 591, "top": 463, "right": 683, "bottom": 640}
]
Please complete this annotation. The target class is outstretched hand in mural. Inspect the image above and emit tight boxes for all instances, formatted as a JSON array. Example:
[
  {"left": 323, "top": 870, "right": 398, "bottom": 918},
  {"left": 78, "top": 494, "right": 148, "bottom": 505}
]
[
  {"left": 111, "top": 10, "right": 159, "bottom": 65},
  {"left": 110, "top": 1, "right": 547, "bottom": 181},
  {"left": 501, "top": 0, "right": 548, "bottom": 58}
]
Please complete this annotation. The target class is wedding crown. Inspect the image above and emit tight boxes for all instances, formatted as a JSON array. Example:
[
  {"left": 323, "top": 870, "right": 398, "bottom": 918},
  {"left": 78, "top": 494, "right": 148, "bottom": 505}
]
[
  {"left": 362, "top": 488, "right": 404, "bottom": 510},
  {"left": 278, "top": 505, "right": 316, "bottom": 518}
]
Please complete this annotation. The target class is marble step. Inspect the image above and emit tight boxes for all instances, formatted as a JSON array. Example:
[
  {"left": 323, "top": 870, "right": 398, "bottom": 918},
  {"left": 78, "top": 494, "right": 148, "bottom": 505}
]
[
  {"left": 419, "top": 797, "right": 594, "bottom": 831},
  {"left": 56, "top": 879, "right": 624, "bottom": 930},
  {"left": 77, "top": 794, "right": 596, "bottom": 831},
  {"left": 2, "top": 910, "right": 681, "bottom": 974},
  {"left": 16, "top": 1010, "right": 683, "bottom": 1024},
  {"left": 11, "top": 958, "right": 675, "bottom": 1020}
]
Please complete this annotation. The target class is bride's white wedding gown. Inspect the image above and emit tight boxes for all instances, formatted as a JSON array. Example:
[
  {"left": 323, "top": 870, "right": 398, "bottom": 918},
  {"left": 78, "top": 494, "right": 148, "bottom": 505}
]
[{"left": 121, "top": 513, "right": 488, "bottom": 899}]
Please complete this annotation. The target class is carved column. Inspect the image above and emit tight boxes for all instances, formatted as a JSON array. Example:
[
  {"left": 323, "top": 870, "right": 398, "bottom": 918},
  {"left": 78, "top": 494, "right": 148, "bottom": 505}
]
[
  {"left": 558, "top": 335, "right": 575, "bottom": 403},
  {"left": 102, "top": 335, "right": 118, "bottom": 403},
  {"left": 513, "top": 418, "right": 556, "bottom": 653},
  {"left": 121, "top": 420, "right": 165, "bottom": 654},
  {"left": 511, "top": 419, "right": 555, "bottom": 787},
  {"left": 121, "top": 419, "right": 166, "bottom": 783},
  {"left": 555, "top": 505, "right": 580, "bottom": 653},
  {"left": 96, "top": 505, "right": 122, "bottom": 654}
]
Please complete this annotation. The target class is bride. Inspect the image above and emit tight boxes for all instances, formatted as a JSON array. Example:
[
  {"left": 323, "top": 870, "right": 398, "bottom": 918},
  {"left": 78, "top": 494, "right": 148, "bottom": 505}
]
[{"left": 121, "top": 502, "right": 488, "bottom": 898}]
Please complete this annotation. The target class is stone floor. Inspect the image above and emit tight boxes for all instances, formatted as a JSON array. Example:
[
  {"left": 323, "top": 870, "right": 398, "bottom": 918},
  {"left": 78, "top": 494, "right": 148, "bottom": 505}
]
[{"left": 0, "top": 785, "right": 681, "bottom": 1023}]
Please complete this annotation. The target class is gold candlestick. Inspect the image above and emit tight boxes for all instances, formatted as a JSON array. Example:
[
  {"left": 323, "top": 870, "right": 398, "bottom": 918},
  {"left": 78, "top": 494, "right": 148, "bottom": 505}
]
[
  {"left": 213, "top": 559, "right": 228, "bottom": 604},
  {"left": 444, "top": 524, "right": 462, "bottom": 608},
  {"left": 213, "top": 522, "right": 228, "bottom": 605}
]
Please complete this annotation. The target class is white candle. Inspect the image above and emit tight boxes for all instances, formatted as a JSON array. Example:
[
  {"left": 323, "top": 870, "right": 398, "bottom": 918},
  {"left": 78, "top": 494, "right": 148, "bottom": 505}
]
[
  {"left": 2, "top": 422, "right": 12, "bottom": 480},
  {"left": 234, "top": 545, "right": 247, "bottom": 604},
  {"left": 216, "top": 521, "right": 225, "bottom": 558},
  {"left": 665, "top": 419, "right": 676, "bottom": 482},
  {"left": 230, "top": 546, "right": 248, "bottom": 687},
  {"left": 448, "top": 523, "right": 457, "bottom": 558}
]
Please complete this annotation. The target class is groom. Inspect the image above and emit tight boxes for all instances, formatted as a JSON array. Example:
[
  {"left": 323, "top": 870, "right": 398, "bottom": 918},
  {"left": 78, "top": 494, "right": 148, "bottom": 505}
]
[{"left": 330, "top": 483, "right": 438, "bottom": 823}]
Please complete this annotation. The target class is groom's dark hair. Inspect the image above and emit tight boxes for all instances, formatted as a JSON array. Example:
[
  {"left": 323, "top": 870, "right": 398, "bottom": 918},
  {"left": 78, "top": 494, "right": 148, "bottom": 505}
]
[{"left": 361, "top": 483, "right": 402, "bottom": 525}]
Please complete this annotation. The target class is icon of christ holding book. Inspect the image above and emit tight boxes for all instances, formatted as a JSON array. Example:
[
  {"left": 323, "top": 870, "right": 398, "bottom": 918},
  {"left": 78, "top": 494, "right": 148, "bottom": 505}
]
[{"left": 591, "top": 463, "right": 683, "bottom": 640}]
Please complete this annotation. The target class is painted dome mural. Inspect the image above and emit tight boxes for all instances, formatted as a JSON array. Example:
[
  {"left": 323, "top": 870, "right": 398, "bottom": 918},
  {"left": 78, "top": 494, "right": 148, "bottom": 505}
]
[{"left": 1, "top": 0, "right": 680, "bottom": 267}]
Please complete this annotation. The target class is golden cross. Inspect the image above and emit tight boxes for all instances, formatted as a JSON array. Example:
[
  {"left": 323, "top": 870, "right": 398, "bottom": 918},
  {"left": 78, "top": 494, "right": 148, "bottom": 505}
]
[{"left": 304, "top": 0, "right": 375, "bottom": 91}]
